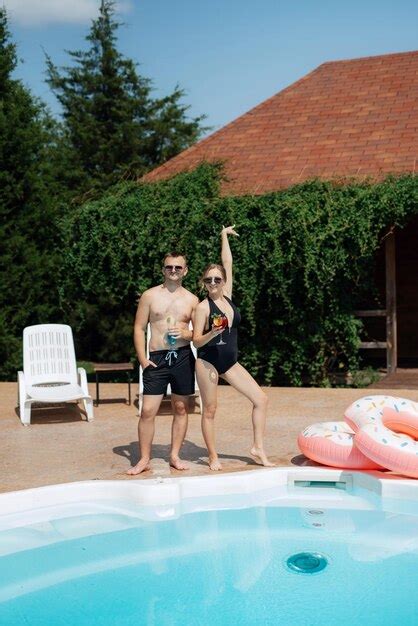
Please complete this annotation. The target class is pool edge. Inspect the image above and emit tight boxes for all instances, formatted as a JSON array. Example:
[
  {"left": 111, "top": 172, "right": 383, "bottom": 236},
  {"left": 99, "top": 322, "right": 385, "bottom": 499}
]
[{"left": 1, "top": 466, "right": 418, "bottom": 517}]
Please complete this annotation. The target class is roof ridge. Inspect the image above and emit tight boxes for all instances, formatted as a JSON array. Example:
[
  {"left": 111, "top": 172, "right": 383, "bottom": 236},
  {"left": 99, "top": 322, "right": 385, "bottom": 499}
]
[{"left": 320, "top": 49, "right": 418, "bottom": 67}]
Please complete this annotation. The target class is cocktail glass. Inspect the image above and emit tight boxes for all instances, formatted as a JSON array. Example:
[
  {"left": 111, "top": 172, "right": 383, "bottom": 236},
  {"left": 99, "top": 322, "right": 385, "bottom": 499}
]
[
  {"left": 213, "top": 313, "right": 228, "bottom": 345},
  {"left": 166, "top": 316, "right": 177, "bottom": 347}
]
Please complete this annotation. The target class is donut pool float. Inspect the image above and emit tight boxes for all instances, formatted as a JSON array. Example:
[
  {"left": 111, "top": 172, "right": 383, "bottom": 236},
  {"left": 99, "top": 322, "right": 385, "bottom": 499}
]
[
  {"left": 299, "top": 395, "right": 418, "bottom": 478},
  {"left": 346, "top": 395, "right": 418, "bottom": 479},
  {"left": 297, "top": 421, "right": 382, "bottom": 470}
]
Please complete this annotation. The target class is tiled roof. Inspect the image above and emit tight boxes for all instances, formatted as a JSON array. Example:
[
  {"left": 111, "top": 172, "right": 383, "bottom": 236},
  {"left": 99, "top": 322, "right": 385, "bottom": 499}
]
[{"left": 142, "top": 51, "right": 418, "bottom": 195}]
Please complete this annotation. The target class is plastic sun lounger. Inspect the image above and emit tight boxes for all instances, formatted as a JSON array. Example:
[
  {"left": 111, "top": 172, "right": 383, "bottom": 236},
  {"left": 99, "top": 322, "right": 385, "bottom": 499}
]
[
  {"left": 17, "top": 324, "right": 94, "bottom": 425},
  {"left": 138, "top": 323, "right": 202, "bottom": 415}
]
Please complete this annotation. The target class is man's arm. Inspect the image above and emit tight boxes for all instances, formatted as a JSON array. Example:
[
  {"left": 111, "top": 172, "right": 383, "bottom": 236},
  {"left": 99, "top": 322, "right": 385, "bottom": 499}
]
[
  {"left": 189, "top": 294, "right": 200, "bottom": 334},
  {"left": 133, "top": 291, "right": 156, "bottom": 369},
  {"left": 169, "top": 294, "right": 200, "bottom": 342}
]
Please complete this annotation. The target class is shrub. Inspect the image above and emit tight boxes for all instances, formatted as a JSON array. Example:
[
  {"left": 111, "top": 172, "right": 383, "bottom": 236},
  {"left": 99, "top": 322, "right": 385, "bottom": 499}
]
[{"left": 57, "top": 164, "right": 418, "bottom": 386}]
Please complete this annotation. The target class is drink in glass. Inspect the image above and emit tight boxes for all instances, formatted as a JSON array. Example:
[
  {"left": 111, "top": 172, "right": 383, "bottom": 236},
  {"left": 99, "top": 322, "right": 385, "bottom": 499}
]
[
  {"left": 212, "top": 313, "right": 228, "bottom": 345},
  {"left": 166, "top": 316, "right": 177, "bottom": 347}
]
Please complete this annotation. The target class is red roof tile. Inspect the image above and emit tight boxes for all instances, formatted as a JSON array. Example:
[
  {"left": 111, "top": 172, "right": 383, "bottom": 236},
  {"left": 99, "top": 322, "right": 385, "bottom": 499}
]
[{"left": 142, "top": 51, "right": 418, "bottom": 195}]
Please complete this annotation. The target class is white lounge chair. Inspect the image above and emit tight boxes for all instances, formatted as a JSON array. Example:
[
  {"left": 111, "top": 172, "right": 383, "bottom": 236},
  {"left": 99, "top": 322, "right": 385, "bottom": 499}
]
[
  {"left": 18, "top": 324, "right": 94, "bottom": 425},
  {"left": 138, "top": 323, "right": 202, "bottom": 414}
]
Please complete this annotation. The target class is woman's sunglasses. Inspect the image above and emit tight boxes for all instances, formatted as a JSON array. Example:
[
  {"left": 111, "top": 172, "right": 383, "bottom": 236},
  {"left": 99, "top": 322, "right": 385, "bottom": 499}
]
[
  {"left": 164, "top": 265, "right": 184, "bottom": 272},
  {"left": 203, "top": 277, "right": 223, "bottom": 285}
]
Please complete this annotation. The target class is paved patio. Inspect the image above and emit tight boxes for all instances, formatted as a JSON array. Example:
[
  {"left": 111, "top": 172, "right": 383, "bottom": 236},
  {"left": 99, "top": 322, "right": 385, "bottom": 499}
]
[{"left": 2, "top": 382, "right": 418, "bottom": 494}]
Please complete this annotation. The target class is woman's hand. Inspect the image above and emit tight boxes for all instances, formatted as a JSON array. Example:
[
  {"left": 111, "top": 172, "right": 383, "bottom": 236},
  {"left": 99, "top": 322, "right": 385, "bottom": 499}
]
[
  {"left": 221, "top": 224, "right": 239, "bottom": 237},
  {"left": 210, "top": 324, "right": 224, "bottom": 337}
]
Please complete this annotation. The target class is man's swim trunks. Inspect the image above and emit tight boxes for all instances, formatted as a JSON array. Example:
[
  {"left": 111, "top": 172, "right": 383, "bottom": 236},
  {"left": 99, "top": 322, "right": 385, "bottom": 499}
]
[
  {"left": 142, "top": 345, "right": 195, "bottom": 396},
  {"left": 197, "top": 296, "right": 241, "bottom": 375}
]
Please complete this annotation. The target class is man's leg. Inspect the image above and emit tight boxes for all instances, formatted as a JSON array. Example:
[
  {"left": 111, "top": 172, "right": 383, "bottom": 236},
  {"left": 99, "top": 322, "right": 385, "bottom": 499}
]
[
  {"left": 127, "top": 394, "right": 163, "bottom": 475},
  {"left": 169, "top": 393, "right": 190, "bottom": 470}
]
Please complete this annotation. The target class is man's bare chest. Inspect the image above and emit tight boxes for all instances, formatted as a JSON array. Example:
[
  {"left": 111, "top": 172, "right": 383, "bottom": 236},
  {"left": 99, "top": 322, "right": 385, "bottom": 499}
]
[{"left": 149, "top": 294, "right": 192, "bottom": 323}]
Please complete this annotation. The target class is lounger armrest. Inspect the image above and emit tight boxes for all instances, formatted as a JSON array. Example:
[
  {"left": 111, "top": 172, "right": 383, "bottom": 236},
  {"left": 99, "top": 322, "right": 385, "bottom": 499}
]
[
  {"left": 77, "top": 367, "right": 89, "bottom": 396},
  {"left": 17, "top": 371, "right": 26, "bottom": 407},
  {"left": 18, "top": 370, "right": 25, "bottom": 391}
]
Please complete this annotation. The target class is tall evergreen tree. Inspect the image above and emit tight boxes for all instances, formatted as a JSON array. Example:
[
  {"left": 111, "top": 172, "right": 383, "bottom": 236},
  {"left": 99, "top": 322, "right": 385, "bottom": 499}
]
[
  {"left": 46, "top": 0, "right": 207, "bottom": 190},
  {"left": 0, "top": 7, "right": 64, "bottom": 378}
]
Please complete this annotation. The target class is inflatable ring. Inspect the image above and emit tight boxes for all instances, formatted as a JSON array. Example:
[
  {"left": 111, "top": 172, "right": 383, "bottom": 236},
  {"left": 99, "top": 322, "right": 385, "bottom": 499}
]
[
  {"left": 345, "top": 395, "right": 418, "bottom": 478},
  {"left": 297, "top": 421, "right": 382, "bottom": 469}
]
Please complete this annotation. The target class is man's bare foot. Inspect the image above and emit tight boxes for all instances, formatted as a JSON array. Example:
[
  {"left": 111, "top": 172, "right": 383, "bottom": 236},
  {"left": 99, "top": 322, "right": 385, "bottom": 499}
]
[
  {"left": 208, "top": 456, "right": 222, "bottom": 471},
  {"left": 126, "top": 458, "right": 151, "bottom": 475},
  {"left": 250, "top": 447, "right": 275, "bottom": 467},
  {"left": 169, "top": 456, "right": 189, "bottom": 471}
]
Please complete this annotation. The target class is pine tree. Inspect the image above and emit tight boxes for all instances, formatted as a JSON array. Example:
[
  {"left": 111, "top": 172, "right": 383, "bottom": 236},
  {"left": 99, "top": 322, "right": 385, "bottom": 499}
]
[
  {"left": 0, "top": 7, "right": 64, "bottom": 378},
  {"left": 46, "top": 0, "right": 207, "bottom": 191}
]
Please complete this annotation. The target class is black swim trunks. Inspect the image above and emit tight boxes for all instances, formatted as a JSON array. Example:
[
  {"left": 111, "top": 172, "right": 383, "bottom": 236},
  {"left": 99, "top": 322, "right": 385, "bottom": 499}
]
[
  {"left": 197, "top": 296, "right": 241, "bottom": 375},
  {"left": 142, "top": 345, "right": 195, "bottom": 396}
]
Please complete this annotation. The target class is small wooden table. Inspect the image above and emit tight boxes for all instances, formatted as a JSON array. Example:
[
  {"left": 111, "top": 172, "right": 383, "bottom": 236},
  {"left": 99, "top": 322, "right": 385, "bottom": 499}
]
[{"left": 92, "top": 362, "right": 134, "bottom": 407}]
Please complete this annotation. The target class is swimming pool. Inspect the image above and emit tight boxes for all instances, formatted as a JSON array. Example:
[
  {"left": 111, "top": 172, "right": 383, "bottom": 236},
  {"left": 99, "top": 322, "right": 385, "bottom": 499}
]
[{"left": 1, "top": 468, "right": 418, "bottom": 625}]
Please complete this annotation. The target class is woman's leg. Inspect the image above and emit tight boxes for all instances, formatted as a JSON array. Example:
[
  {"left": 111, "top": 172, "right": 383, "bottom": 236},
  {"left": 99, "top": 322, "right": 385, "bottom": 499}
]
[
  {"left": 221, "top": 362, "right": 274, "bottom": 467},
  {"left": 195, "top": 358, "right": 222, "bottom": 470}
]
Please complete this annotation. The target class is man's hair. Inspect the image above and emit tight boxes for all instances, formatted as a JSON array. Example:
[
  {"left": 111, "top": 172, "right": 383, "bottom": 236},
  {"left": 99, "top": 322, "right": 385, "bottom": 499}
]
[{"left": 162, "top": 251, "right": 187, "bottom": 265}]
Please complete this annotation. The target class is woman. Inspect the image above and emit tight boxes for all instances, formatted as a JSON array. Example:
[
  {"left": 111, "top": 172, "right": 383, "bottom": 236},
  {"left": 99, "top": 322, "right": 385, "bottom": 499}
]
[{"left": 193, "top": 225, "right": 274, "bottom": 471}]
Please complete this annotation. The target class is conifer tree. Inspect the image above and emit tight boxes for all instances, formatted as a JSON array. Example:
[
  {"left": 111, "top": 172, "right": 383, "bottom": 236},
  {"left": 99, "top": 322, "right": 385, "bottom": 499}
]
[
  {"left": 0, "top": 7, "right": 63, "bottom": 378},
  {"left": 46, "top": 0, "right": 207, "bottom": 190}
]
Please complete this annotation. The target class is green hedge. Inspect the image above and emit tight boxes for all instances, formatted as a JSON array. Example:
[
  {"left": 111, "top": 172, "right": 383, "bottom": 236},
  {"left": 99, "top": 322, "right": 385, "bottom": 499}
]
[{"left": 56, "top": 164, "right": 418, "bottom": 386}]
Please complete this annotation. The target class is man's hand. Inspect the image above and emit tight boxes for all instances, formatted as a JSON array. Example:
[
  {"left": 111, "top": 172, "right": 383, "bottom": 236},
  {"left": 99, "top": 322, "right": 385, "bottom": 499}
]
[
  {"left": 140, "top": 358, "right": 157, "bottom": 370},
  {"left": 221, "top": 224, "right": 239, "bottom": 237},
  {"left": 167, "top": 325, "right": 192, "bottom": 341}
]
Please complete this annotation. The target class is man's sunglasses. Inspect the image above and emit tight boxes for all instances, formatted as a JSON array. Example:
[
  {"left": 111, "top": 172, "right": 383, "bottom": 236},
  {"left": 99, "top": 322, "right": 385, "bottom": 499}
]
[
  {"left": 203, "top": 277, "right": 223, "bottom": 285},
  {"left": 164, "top": 265, "right": 184, "bottom": 272}
]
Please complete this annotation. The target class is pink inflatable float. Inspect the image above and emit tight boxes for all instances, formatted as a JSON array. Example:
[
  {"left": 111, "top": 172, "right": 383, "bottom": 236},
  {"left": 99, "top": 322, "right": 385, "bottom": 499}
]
[
  {"left": 345, "top": 395, "right": 418, "bottom": 479},
  {"left": 299, "top": 395, "right": 418, "bottom": 477},
  {"left": 298, "top": 421, "right": 382, "bottom": 470}
]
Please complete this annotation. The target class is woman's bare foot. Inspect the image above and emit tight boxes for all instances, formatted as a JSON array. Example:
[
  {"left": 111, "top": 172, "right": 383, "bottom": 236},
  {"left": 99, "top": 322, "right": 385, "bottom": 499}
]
[
  {"left": 127, "top": 458, "right": 151, "bottom": 475},
  {"left": 169, "top": 456, "right": 189, "bottom": 471},
  {"left": 208, "top": 456, "right": 222, "bottom": 471},
  {"left": 250, "top": 447, "right": 275, "bottom": 467}
]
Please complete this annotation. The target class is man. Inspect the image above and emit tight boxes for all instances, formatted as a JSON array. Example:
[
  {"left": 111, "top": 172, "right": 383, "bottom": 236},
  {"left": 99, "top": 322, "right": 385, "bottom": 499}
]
[{"left": 127, "top": 252, "right": 199, "bottom": 475}]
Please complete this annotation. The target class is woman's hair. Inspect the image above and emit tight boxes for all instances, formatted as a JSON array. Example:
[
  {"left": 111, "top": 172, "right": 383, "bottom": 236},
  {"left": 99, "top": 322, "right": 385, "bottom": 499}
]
[{"left": 200, "top": 263, "right": 227, "bottom": 289}]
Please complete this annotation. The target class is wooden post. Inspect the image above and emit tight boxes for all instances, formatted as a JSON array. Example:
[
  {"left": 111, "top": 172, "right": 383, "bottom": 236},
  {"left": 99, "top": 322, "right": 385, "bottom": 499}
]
[{"left": 385, "top": 229, "right": 397, "bottom": 373}]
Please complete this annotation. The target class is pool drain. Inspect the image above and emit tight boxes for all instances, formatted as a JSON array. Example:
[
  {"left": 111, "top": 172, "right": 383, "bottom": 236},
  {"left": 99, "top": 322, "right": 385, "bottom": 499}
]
[{"left": 286, "top": 552, "right": 328, "bottom": 574}]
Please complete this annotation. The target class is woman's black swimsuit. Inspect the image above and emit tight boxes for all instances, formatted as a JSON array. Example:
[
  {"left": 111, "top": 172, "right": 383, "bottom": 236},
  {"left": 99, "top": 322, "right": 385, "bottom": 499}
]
[{"left": 197, "top": 296, "right": 241, "bottom": 375}]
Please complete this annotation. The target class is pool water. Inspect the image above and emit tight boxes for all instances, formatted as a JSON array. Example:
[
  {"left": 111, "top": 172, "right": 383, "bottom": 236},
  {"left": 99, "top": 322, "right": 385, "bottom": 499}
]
[{"left": 1, "top": 494, "right": 418, "bottom": 625}]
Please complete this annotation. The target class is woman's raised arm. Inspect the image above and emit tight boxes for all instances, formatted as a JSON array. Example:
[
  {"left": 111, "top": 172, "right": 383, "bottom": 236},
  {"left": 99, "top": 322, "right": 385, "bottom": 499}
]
[{"left": 221, "top": 225, "right": 239, "bottom": 298}]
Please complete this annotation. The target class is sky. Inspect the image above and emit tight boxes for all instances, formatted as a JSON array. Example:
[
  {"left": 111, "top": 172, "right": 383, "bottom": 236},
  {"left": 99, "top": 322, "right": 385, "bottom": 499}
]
[{"left": 4, "top": 0, "right": 418, "bottom": 136}]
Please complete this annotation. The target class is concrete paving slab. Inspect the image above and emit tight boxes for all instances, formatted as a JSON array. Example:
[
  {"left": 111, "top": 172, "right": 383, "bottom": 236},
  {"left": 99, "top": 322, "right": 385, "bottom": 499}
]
[{"left": 1, "top": 382, "right": 418, "bottom": 493}]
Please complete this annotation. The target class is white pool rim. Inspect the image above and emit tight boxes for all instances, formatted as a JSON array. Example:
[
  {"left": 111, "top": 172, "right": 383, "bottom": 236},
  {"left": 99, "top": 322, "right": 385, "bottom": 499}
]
[{"left": 1, "top": 467, "right": 418, "bottom": 524}]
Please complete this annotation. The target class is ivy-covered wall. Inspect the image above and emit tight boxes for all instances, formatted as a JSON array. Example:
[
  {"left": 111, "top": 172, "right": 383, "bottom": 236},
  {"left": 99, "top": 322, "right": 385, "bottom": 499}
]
[{"left": 57, "top": 164, "right": 418, "bottom": 386}]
